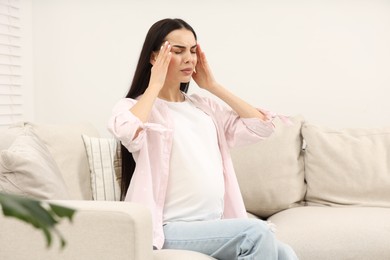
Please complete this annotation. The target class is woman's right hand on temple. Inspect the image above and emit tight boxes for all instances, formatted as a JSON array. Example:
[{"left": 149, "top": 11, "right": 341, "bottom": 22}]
[
  {"left": 128, "top": 41, "right": 171, "bottom": 126},
  {"left": 149, "top": 41, "right": 171, "bottom": 91}
]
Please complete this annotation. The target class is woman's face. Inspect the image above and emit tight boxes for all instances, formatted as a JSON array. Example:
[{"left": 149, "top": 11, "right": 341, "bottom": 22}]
[{"left": 159, "top": 28, "right": 197, "bottom": 86}]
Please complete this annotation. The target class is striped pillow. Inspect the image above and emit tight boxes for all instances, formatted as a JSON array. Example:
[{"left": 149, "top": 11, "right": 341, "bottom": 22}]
[{"left": 82, "top": 135, "right": 121, "bottom": 201}]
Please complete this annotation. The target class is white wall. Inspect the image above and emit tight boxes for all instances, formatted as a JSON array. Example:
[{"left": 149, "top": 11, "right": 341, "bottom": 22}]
[
  {"left": 20, "top": 0, "right": 34, "bottom": 122},
  {"left": 32, "top": 0, "right": 390, "bottom": 135}
]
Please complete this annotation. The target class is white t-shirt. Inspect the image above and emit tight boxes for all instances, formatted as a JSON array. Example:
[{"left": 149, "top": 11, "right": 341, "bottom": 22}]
[{"left": 162, "top": 98, "right": 225, "bottom": 224}]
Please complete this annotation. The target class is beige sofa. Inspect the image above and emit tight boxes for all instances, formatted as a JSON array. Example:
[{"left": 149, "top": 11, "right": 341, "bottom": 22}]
[{"left": 1, "top": 117, "right": 390, "bottom": 260}]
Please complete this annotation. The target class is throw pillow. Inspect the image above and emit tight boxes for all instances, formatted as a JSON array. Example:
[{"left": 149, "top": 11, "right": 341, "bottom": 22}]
[
  {"left": 27, "top": 122, "right": 100, "bottom": 200},
  {"left": 0, "top": 129, "right": 70, "bottom": 200},
  {"left": 303, "top": 123, "right": 390, "bottom": 207},
  {"left": 82, "top": 135, "right": 121, "bottom": 201},
  {"left": 230, "top": 115, "right": 306, "bottom": 218}
]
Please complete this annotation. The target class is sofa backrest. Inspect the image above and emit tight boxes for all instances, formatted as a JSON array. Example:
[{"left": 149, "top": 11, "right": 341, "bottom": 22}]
[
  {"left": 231, "top": 115, "right": 306, "bottom": 218},
  {"left": 302, "top": 123, "right": 390, "bottom": 207},
  {"left": 0, "top": 122, "right": 99, "bottom": 200}
]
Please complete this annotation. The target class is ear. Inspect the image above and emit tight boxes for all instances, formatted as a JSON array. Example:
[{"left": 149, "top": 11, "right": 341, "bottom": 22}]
[{"left": 150, "top": 52, "right": 157, "bottom": 65}]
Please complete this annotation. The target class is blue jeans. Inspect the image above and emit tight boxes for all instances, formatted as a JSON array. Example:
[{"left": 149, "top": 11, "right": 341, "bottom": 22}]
[{"left": 162, "top": 218, "right": 298, "bottom": 260}]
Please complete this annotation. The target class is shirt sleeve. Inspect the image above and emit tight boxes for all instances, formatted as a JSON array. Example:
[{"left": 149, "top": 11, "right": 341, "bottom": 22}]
[
  {"left": 107, "top": 98, "right": 146, "bottom": 152},
  {"left": 222, "top": 107, "right": 276, "bottom": 147},
  {"left": 191, "top": 94, "right": 287, "bottom": 148}
]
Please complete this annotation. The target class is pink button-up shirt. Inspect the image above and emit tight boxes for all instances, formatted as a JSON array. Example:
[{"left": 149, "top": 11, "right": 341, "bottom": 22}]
[{"left": 108, "top": 93, "right": 277, "bottom": 249}]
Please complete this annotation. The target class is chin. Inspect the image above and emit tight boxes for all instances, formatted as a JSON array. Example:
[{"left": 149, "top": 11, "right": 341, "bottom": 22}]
[{"left": 180, "top": 76, "right": 192, "bottom": 83}]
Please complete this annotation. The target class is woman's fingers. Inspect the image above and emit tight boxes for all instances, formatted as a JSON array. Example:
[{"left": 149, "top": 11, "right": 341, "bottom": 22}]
[
  {"left": 162, "top": 43, "right": 172, "bottom": 67},
  {"left": 149, "top": 41, "right": 171, "bottom": 89},
  {"left": 195, "top": 44, "right": 209, "bottom": 72},
  {"left": 156, "top": 41, "right": 171, "bottom": 66},
  {"left": 196, "top": 44, "right": 207, "bottom": 64},
  {"left": 195, "top": 44, "right": 210, "bottom": 74},
  {"left": 193, "top": 43, "right": 217, "bottom": 90},
  {"left": 195, "top": 43, "right": 202, "bottom": 66}
]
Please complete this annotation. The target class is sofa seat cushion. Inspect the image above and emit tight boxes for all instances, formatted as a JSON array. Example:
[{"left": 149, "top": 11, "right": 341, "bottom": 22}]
[
  {"left": 268, "top": 206, "right": 390, "bottom": 260},
  {"left": 153, "top": 249, "right": 216, "bottom": 260}
]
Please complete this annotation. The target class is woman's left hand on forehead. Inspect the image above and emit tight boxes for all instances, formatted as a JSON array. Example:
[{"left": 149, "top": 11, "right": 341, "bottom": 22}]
[{"left": 192, "top": 44, "right": 218, "bottom": 90}]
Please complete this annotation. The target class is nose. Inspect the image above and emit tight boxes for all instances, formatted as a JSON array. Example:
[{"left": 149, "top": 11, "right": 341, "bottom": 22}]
[{"left": 184, "top": 51, "right": 193, "bottom": 64}]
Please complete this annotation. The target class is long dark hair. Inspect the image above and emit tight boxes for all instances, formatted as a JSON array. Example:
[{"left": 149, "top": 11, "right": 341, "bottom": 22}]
[{"left": 120, "top": 18, "right": 197, "bottom": 200}]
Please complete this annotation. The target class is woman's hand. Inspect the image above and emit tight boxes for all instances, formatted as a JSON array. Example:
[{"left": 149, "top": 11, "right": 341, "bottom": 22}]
[
  {"left": 192, "top": 44, "right": 219, "bottom": 91},
  {"left": 149, "top": 41, "right": 172, "bottom": 92},
  {"left": 129, "top": 41, "right": 171, "bottom": 125},
  {"left": 192, "top": 44, "right": 267, "bottom": 121}
]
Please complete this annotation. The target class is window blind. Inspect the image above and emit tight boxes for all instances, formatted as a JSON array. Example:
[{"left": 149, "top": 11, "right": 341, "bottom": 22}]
[{"left": 0, "top": 0, "right": 21, "bottom": 128}]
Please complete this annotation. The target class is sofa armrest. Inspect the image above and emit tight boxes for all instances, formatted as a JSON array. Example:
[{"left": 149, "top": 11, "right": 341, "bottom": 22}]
[{"left": 0, "top": 200, "right": 153, "bottom": 260}]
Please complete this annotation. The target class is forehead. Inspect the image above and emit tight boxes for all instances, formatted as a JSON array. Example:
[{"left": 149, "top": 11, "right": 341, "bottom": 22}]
[{"left": 165, "top": 29, "right": 196, "bottom": 46}]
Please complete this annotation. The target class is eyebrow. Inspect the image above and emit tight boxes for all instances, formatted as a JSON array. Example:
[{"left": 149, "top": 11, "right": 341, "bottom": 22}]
[{"left": 172, "top": 44, "right": 197, "bottom": 49}]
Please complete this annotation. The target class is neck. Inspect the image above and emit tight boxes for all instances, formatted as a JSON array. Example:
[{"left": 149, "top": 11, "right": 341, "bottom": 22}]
[{"left": 158, "top": 86, "right": 184, "bottom": 102}]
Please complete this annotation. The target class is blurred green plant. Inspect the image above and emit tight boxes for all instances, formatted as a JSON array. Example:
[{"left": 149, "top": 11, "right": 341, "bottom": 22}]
[{"left": 0, "top": 193, "right": 75, "bottom": 249}]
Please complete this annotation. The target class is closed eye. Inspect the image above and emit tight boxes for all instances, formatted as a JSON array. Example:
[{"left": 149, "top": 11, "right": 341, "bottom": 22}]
[{"left": 172, "top": 44, "right": 197, "bottom": 54}]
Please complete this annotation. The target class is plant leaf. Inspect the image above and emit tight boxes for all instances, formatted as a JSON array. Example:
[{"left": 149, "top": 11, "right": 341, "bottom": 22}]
[
  {"left": 22, "top": 199, "right": 58, "bottom": 227},
  {"left": 0, "top": 194, "right": 43, "bottom": 227},
  {"left": 0, "top": 193, "right": 76, "bottom": 249},
  {"left": 49, "top": 204, "right": 75, "bottom": 222}
]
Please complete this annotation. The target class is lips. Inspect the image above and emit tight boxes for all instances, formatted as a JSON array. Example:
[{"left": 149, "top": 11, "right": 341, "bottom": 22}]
[{"left": 181, "top": 68, "right": 193, "bottom": 75}]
